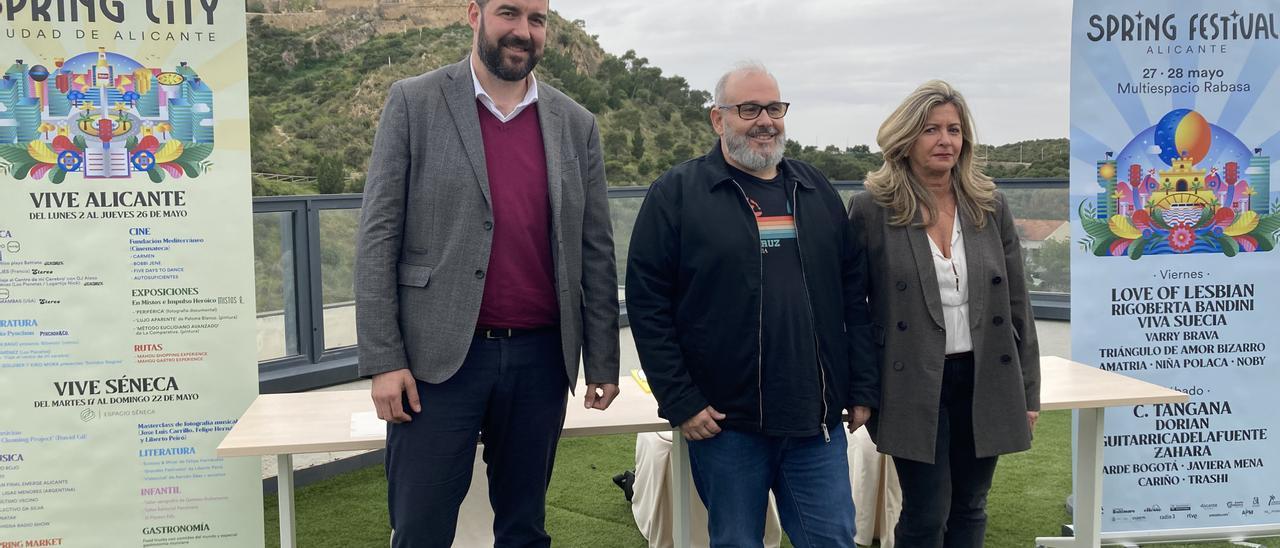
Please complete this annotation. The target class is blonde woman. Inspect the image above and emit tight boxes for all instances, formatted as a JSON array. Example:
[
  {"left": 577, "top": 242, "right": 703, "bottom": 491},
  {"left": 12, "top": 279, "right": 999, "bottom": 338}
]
[{"left": 847, "top": 80, "right": 1040, "bottom": 547}]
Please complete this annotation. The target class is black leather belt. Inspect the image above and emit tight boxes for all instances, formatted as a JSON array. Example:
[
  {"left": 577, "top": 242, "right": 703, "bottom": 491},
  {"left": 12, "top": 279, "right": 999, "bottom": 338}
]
[
  {"left": 944, "top": 351, "right": 974, "bottom": 361},
  {"left": 475, "top": 327, "right": 553, "bottom": 339}
]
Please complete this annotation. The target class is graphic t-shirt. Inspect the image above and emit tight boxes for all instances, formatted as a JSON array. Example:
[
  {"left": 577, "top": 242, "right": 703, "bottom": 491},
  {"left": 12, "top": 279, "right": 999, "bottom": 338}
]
[{"left": 726, "top": 163, "right": 823, "bottom": 436}]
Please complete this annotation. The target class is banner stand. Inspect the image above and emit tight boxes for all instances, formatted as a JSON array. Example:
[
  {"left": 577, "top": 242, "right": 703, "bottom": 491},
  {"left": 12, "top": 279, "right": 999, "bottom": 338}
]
[{"left": 1068, "top": 0, "right": 1280, "bottom": 543}]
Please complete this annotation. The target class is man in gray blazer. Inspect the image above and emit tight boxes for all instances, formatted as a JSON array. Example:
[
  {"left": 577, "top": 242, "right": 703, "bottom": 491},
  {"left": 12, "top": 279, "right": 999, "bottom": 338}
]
[{"left": 355, "top": 1, "right": 620, "bottom": 545}]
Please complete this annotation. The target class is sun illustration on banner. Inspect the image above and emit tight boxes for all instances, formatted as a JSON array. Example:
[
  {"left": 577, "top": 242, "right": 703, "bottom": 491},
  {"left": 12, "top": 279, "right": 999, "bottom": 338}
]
[
  {"left": 0, "top": 48, "right": 214, "bottom": 184},
  {"left": 1080, "top": 109, "right": 1280, "bottom": 259}
]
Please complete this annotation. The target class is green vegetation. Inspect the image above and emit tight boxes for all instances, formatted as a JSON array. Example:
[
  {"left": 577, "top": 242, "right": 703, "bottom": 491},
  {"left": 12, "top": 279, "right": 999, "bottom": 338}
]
[
  {"left": 247, "top": 0, "right": 316, "bottom": 13},
  {"left": 252, "top": 213, "right": 290, "bottom": 313},
  {"left": 246, "top": 14, "right": 719, "bottom": 190},
  {"left": 252, "top": 207, "right": 359, "bottom": 313},
  {"left": 314, "top": 156, "right": 347, "bottom": 194},
  {"left": 785, "top": 142, "right": 884, "bottom": 181},
  {"left": 982, "top": 138, "right": 1070, "bottom": 179},
  {"left": 244, "top": 12, "right": 1074, "bottom": 313},
  {"left": 246, "top": 15, "right": 1069, "bottom": 193},
  {"left": 543, "top": 48, "right": 718, "bottom": 185},
  {"left": 261, "top": 411, "right": 1279, "bottom": 547},
  {"left": 252, "top": 175, "right": 317, "bottom": 197},
  {"left": 1025, "top": 237, "right": 1071, "bottom": 292},
  {"left": 247, "top": 16, "right": 472, "bottom": 188},
  {"left": 318, "top": 209, "right": 360, "bottom": 306}
]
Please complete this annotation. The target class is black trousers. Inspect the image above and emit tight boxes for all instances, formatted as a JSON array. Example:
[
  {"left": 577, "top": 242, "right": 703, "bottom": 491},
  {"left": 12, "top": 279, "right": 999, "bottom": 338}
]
[
  {"left": 385, "top": 330, "right": 568, "bottom": 548},
  {"left": 892, "top": 353, "right": 999, "bottom": 548}
]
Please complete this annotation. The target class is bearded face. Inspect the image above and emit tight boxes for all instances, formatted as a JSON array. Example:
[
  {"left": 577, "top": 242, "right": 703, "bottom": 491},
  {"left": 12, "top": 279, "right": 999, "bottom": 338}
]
[
  {"left": 476, "top": 7, "right": 544, "bottom": 82},
  {"left": 723, "top": 122, "right": 785, "bottom": 173}
]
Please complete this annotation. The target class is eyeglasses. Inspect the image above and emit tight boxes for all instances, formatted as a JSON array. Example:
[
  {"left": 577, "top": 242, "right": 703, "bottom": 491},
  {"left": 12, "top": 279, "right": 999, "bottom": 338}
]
[{"left": 717, "top": 102, "right": 790, "bottom": 120}]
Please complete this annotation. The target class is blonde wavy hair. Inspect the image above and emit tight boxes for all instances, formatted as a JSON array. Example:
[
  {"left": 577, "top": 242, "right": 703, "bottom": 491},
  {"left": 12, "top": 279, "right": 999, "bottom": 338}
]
[{"left": 864, "top": 80, "right": 997, "bottom": 228}]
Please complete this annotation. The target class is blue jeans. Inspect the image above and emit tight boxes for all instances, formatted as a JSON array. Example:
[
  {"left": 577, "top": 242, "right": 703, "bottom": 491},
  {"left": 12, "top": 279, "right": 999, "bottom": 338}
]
[
  {"left": 687, "top": 429, "right": 857, "bottom": 548},
  {"left": 385, "top": 330, "right": 568, "bottom": 548}
]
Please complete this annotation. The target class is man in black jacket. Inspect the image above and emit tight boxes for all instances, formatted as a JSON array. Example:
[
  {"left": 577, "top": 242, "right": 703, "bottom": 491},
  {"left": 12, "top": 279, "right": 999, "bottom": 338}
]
[{"left": 626, "top": 62, "right": 878, "bottom": 547}]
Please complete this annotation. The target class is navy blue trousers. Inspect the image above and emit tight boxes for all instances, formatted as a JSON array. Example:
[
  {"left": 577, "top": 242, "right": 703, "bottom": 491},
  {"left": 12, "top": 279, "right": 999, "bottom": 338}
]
[{"left": 386, "top": 330, "right": 568, "bottom": 548}]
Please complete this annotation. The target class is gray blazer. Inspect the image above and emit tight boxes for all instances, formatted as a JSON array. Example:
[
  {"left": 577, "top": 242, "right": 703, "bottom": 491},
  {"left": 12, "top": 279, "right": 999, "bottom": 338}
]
[
  {"left": 848, "top": 191, "right": 1039, "bottom": 463},
  {"left": 355, "top": 59, "right": 620, "bottom": 388}
]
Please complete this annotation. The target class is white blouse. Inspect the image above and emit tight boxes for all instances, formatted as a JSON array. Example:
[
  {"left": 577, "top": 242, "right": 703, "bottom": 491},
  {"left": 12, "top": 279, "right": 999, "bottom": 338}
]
[{"left": 927, "top": 214, "right": 973, "bottom": 354}]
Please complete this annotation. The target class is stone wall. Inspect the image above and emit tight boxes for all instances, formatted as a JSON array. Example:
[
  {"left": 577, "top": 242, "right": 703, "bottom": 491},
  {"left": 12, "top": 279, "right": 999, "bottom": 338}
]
[
  {"left": 250, "top": 1, "right": 467, "bottom": 31},
  {"left": 252, "top": 11, "right": 332, "bottom": 32},
  {"left": 322, "top": 0, "right": 374, "bottom": 10},
  {"left": 379, "top": 3, "right": 467, "bottom": 27}
]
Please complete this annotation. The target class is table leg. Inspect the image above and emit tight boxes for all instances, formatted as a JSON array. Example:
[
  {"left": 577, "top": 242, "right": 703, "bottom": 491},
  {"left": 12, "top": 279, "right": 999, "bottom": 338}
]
[
  {"left": 671, "top": 428, "right": 692, "bottom": 548},
  {"left": 1035, "top": 407, "right": 1104, "bottom": 548},
  {"left": 1075, "top": 407, "right": 1104, "bottom": 546},
  {"left": 277, "top": 454, "right": 297, "bottom": 548}
]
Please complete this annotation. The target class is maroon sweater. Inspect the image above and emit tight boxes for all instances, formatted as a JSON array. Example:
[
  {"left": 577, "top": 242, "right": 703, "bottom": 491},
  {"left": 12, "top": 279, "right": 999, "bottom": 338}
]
[{"left": 475, "top": 101, "right": 559, "bottom": 329}]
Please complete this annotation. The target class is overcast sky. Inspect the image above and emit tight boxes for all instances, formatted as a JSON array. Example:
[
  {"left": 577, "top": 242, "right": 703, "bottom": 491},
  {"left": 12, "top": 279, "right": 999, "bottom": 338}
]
[{"left": 549, "top": 0, "right": 1072, "bottom": 150}]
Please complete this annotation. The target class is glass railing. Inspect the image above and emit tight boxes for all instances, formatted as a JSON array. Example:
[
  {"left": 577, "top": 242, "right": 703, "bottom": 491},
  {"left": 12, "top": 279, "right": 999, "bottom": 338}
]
[
  {"left": 253, "top": 210, "right": 299, "bottom": 362},
  {"left": 318, "top": 208, "right": 360, "bottom": 351},
  {"left": 252, "top": 195, "right": 361, "bottom": 392},
  {"left": 253, "top": 178, "right": 1069, "bottom": 391}
]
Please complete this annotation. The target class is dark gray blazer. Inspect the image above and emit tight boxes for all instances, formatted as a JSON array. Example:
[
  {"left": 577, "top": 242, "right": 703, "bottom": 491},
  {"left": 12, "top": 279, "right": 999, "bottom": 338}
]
[
  {"left": 355, "top": 59, "right": 620, "bottom": 388},
  {"left": 849, "top": 190, "right": 1039, "bottom": 463}
]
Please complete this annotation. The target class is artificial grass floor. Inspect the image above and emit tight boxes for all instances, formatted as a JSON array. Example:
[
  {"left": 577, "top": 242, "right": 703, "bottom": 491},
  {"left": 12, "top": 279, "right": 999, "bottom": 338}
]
[{"left": 264, "top": 410, "right": 1279, "bottom": 547}]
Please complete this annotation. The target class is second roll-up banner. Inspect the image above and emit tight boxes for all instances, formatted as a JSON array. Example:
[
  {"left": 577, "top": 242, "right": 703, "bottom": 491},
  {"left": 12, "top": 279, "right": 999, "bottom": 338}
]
[
  {"left": 1070, "top": 0, "right": 1280, "bottom": 543},
  {"left": 0, "top": 2, "right": 264, "bottom": 547}
]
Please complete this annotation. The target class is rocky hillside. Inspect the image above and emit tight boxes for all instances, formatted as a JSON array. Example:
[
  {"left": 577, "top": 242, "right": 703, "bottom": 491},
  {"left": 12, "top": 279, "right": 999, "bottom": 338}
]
[
  {"left": 247, "top": 11, "right": 716, "bottom": 194},
  {"left": 244, "top": 9, "right": 1067, "bottom": 195}
]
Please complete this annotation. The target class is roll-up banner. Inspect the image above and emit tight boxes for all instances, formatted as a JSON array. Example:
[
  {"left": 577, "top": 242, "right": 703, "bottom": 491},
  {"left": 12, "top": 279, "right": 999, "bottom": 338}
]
[
  {"left": 0, "top": 2, "right": 263, "bottom": 547},
  {"left": 1070, "top": 0, "right": 1280, "bottom": 541}
]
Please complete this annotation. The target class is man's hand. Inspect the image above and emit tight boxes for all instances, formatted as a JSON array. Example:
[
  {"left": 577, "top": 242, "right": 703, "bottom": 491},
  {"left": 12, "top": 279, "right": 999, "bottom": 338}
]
[
  {"left": 846, "top": 405, "right": 871, "bottom": 433},
  {"left": 584, "top": 383, "right": 619, "bottom": 410},
  {"left": 371, "top": 369, "right": 420, "bottom": 424},
  {"left": 1027, "top": 411, "right": 1040, "bottom": 432},
  {"left": 680, "top": 406, "right": 726, "bottom": 441}
]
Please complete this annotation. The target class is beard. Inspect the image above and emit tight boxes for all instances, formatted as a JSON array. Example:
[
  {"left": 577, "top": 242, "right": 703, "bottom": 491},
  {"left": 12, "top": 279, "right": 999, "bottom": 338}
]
[
  {"left": 477, "top": 16, "right": 540, "bottom": 82},
  {"left": 724, "top": 125, "right": 786, "bottom": 173}
]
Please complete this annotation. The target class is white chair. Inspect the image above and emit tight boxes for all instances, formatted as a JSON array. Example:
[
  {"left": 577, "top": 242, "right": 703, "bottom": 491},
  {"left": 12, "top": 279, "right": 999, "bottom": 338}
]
[
  {"left": 849, "top": 427, "right": 901, "bottom": 548},
  {"left": 631, "top": 431, "right": 783, "bottom": 548}
]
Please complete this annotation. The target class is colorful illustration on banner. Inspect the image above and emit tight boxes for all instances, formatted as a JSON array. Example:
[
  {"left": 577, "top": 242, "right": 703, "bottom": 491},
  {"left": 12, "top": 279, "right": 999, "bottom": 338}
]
[
  {"left": 0, "top": 48, "right": 214, "bottom": 184},
  {"left": 1079, "top": 108, "right": 1280, "bottom": 258}
]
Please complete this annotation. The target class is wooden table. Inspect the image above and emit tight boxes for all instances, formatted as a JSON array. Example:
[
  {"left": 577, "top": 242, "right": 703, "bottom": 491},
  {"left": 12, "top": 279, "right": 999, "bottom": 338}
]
[
  {"left": 217, "top": 356, "right": 1187, "bottom": 548},
  {"left": 1035, "top": 356, "right": 1189, "bottom": 548}
]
